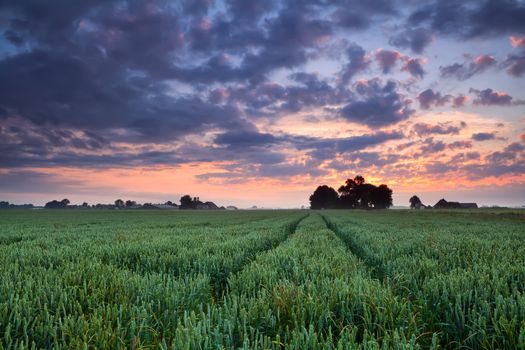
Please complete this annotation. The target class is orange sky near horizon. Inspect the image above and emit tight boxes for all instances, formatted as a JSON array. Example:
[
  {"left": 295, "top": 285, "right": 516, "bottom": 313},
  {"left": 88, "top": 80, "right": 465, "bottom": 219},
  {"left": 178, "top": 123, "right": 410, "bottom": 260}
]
[{"left": 3, "top": 106, "right": 524, "bottom": 208}]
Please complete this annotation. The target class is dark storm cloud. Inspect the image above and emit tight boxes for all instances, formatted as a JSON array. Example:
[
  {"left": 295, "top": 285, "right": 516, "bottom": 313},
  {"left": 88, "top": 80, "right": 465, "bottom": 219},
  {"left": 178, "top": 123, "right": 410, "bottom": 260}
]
[
  {"left": 440, "top": 55, "right": 497, "bottom": 80},
  {"left": 340, "top": 79, "right": 414, "bottom": 127}
]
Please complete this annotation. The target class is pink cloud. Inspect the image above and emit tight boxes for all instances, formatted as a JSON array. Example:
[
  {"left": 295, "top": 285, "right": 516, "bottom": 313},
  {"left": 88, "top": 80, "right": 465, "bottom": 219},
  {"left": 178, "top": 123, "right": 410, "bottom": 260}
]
[
  {"left": 473, "top": 54, "right": 496, "bottom": 66},
  {"left": 510, "top": 36, "right": 525, "bottom": 48},
  {"left": 452, "top": 95, "right": 469, "bottom": 107}
]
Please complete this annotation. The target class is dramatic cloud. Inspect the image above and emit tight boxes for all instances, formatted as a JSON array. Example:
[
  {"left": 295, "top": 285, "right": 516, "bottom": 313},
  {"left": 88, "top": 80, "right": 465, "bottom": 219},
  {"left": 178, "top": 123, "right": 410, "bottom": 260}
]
[
  {"left": 452, "top": 95, "right": 469, "bottom": 108},
  {"left": 0, "top": 0, "right": 524, "bottom": 206},
  {"left": 502, "top": 54, "right": 525, "bottom": 77},
  {"left": 375, "top": 49, "right": 403, "bottom": 73},
  {"left": 416, "top": 89, "right": 468, "bottom": 110},
  {"left": 470, "top": 88, "right": 523, "bottom": 106},
  {"left": 340, "top": 79, "right": 414, "bottom": 127},
  {"left": 417, "top": 89, "right": 450, "bottom": 109},
  {"left": 401, "top": 58, "right": 426, "bottom": 78},
  {"left": 510, "top": 36, "right": 525, "bottom": 48},
  {"left": 505, "top": 142, "right": 525, "bottom": 153},
  {"left": 472, "top": 132, "right": 497, "bottom": 141},
  {"left": 407, "top": 0, "right": 525, "bottom": 39},
  {"left": 440, "top": 55, "right": 496, "bottom": 80},
  {"left": 412, "top": 122, "right": 466, "bottom": 136},
  {"left": 448, "top": 141, "right": 473, "bottom": 150},
  {"left": 214, "top": 130, "right": 278, "bottom": 149},
  {"left": 339, "top": 43, "right": 370, "bottom": 84},
  {"left": 502, "top": 36, "right": 525, "bottom": 77},
  {"left": 389, "top": 28, "right": 434, "bottom": 53}
]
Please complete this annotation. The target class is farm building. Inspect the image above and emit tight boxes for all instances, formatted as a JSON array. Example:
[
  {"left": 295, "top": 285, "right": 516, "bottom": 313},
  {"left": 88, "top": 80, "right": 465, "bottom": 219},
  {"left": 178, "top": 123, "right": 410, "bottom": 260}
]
[
  {"left": 433, "top": 199, "right": 478, "bottom": 209},
  {"left": 195, "top": 201, "right": 220, "bottom": 210}
]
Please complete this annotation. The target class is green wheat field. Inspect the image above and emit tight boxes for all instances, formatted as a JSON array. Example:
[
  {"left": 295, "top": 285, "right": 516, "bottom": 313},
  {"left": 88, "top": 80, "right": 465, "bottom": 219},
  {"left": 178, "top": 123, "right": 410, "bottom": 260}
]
[{"left": 1, "top": 209, "right": 524, "bottom": 349}]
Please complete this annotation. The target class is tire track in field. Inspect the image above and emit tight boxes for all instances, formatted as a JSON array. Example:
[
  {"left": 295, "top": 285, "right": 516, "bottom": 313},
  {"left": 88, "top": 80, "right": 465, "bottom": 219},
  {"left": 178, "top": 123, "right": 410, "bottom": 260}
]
[
  {"left": 213, "top": 213, "right": 309, "bottom": 299},
  {"left": 321, "top": 214, "right": 447, "bottom": 348},
  {"left": 320, "top": 214, "right": 387, "bottom": 281}
]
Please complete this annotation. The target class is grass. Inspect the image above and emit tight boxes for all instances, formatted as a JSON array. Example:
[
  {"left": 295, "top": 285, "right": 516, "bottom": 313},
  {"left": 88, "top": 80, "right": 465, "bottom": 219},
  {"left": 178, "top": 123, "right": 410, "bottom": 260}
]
[{"left": 0, "top": 209, "right": 523, "bottom": 349}]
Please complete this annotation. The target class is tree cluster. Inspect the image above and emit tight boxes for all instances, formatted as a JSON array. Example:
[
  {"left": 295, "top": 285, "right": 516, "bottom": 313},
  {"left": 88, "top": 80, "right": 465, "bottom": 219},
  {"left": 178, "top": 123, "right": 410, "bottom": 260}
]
[
  {"left": 44, "top": 199, "right": 70, "bottom": 209},
  {"left": 309, "top": 176, "right": 393, "bottom": 209},
  {"left": 180, "top": 195, "right": 203, "bottom": 209},
  {"left": 0, "top": 201, "right": 34, "bottom": 209},
  {"left": 409, "top": 195, "right": 422, "bottom": 208}
]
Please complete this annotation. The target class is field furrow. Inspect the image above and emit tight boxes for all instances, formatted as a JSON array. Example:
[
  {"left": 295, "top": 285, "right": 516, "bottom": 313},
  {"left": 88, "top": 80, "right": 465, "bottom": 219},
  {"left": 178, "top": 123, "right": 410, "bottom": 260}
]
[
  {"left": 0, "top": 211, "right": 307, "bottom": 349},
  {"left": 1, "top": 209, "right": 523, "bottom": 349},
  {"left": 323, "top": 210, "right": 525, "bottom": 349},
  {"left": 166, "top": 214, "right": 425, "bottom": 349},
  {"left": 320, "top": 214, "right": 387, "bottom": 281}
]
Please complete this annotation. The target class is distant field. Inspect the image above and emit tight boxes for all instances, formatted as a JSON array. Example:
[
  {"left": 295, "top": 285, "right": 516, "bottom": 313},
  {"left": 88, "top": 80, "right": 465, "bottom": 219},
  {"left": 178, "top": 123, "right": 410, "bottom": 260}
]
[{"left": 1, "top": 209, "right": 524, "bottom": 349}]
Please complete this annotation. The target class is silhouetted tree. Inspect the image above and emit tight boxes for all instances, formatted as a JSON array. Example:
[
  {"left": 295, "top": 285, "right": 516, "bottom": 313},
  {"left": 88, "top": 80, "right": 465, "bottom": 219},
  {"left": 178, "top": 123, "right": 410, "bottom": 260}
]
[
  {"left": 409, "top": 195, "right": 422, "bottom": 208},
  {"left": 114, "top": 199, "right": 124, "bottom": 207},
  {"left": 371, "top": 184, "right": 393, "bottom": 209},
  {"left": 333, "top": 175, "right": 393, "bottom": 209},
  {"left": 354, "top": 175, "right": 365, "bottom": 186},
  {"left": 81, "top": 202, "right": 89, "bottom": 208},
  {"left": 125, "top": 200, "right": 137, "bottom": 207},
  {"left": 338, "top": 192, "right": 358, "bottom": 208},
  {"left": 180, "top": 195, "right": 193, "bottom": 209},
  {"left": 45, "top": 199, "right": 70, "bottom": 209},
  {"left": 338, "top": 176, "right": 367, "bottom": 208},
  {"left": 309, "top": 185, "right": 339, "bottom": 209}
]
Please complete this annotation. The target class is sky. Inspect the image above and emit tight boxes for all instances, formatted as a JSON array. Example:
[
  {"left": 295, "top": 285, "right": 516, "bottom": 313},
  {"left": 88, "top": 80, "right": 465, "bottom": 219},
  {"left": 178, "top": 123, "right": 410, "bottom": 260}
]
[{"left": 0, "top": 0, "right": 524, "bottom": 208}]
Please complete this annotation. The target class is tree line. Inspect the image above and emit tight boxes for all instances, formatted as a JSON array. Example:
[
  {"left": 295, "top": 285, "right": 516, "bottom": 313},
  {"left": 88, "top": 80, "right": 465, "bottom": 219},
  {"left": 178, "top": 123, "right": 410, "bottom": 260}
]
[
  {"left": 40, "top": 195, "right": 221, "bottom": 209},
  {"left": 309, "top": 175, "right": 393, "bottom": 209}
]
